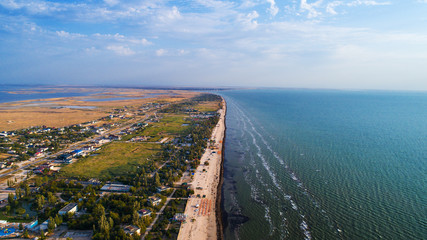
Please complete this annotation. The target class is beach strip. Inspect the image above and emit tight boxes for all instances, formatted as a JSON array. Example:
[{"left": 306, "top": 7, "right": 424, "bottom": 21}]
[{"left": 177, "top": 98, "right": 226, "bottom": 240}]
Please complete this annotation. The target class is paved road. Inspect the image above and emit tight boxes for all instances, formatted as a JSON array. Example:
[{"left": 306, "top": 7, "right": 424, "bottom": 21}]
[{"left": 141, "top": 188, "right": 176, "bottom": 240}]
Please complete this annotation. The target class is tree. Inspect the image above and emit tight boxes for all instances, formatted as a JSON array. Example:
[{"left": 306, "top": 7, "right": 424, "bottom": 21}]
[
  {"left": 154, "top": 172, "right": 161, "bottom": 187},
  {"left": 93, "top": 204, "right": 105, "bottom": 218},
  {"left": 40, "top": 230, "right": 46, "bottom": 240},
  {"left": 47, "top": 192, "right": 56, "bottom": 205},
  {"left": 55, "top": 214, "right": 63, "bottom": 226},
  {"left": 23, "top": 229, "right": 29, "bottom": 238},
  {"left": 36, "top": 195, "right": 45, "bottom": 210},
  {"left": 8, "top": 193, "right": 14, "bottom": 208},
  {"left": 98, "top": 215, "right": 110, "bottom": 239},
  {"left": 132, "top": 210, "right": 139, "bottom": 226},
  {"left": 48, "top": 216, "right": 56, "bottom": 233},
  {"left": 23, "top": 182, "right": 30, "bottom": 197}
]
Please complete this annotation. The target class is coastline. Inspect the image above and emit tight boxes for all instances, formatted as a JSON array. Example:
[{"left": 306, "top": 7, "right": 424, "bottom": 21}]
[
  {"left": 216, "top": 98, "right": 226, "bottom": 240},
  {"left": 177, "top": 97, "right": 226, "bottom": 240}
]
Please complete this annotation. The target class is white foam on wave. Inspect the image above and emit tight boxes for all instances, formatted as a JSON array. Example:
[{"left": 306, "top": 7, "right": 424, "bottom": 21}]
[{"left": 300, "top": 220, "right": 312, "bottom": 240}]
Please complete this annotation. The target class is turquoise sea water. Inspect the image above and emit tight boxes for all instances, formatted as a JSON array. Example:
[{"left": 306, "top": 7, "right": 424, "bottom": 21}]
[{"left": 220, "top": 90, "right": 427, "bottom": 240}]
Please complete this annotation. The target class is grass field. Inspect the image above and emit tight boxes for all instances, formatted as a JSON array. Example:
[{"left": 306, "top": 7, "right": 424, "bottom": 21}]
[
  {"left": 142, "top": 114, "right": 190, "bottom": 141},
  {"left": 194, "top": 101, "right": 220, "bottom": 112},
  {"left": 60, "top": 142, "right": 161, "bottom": 179}
]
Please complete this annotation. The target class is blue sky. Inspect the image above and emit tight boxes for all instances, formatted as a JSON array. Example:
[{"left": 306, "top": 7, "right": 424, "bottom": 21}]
[{"left": 1, "top": 0, "right": 427, "bottom": 90}]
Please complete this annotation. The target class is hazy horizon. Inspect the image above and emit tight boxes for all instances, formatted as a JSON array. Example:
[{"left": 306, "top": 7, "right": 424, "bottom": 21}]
[{"left": 1, "top": 1, "right": 427, "bottom": 91}]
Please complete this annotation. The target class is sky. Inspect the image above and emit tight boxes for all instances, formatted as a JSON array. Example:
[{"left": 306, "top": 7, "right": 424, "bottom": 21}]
[{"left": 1, "top": 0, "right": 427, "bottom": 90}]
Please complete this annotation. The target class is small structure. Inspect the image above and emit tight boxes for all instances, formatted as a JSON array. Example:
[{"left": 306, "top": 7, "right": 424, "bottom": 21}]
[
  {"left": 59, "top": 202, "right": 78, "bottom": 215},
  {"left": 39, "top": 219, "right": 56, "bottom": 231},
  {"left": 173, "top": 213, "right": 187, "bottom": 222},
  {"left": 100, "top": 183, "right": 131, "bottom": 192},
  {"left": 25, "top": 220, "right": 38, "bottom": 229},
  {"left": 148, "top": 196, "right": 162, "bottom": 206},
  {"left": 138, "top": 209, "right": 152, "bottom": 218},
  {"left": 123, "top": 225, "right": 141, "bottom": 236},
  {"left": 63, "top": 230, "right": 93, "bottom": 240},
  {"left": 156, "top": 186, "right": 170, "bottom": 192}
]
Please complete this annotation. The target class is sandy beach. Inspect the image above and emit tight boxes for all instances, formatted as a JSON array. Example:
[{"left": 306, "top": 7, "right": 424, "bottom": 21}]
[{"left": 177, "top": 98, "right": 226, "bottom": 240}]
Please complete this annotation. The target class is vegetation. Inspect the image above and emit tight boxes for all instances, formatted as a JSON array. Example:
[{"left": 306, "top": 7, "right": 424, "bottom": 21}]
[
  {"left": 0, "top": 93, "right": 222, "bottom": 239},
  {"left": 61, "top": 143, "right": 161, "bottom": 179}
]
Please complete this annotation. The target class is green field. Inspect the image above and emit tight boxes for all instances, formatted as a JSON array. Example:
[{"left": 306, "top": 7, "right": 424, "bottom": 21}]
[
  {"left": 61, "top": 142, "right": 161, "bottom": 179},
  {"left": 194, "top": 102, "right": 220, "bottom": 112},
  {"left": 142, "top": 114, "right": 190, "bottom": 141}
]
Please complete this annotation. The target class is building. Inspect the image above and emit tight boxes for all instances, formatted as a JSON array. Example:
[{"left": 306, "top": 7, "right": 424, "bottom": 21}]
[
  {"left": 100, "top": 183, "right": 131, "bottom": 192},
  {"left": 173, "top": 213, "right": 187, "bottom": 222},
  {"left": 138, "top": 209, "right": 152, "bottom": 217},
  {"left": 148, "top": 196, "right": 162, "bottom": 206},
  {"left": 39, "top": 219, "right": 56, "bottom": 231},
  {"left": 58, "top": 202, "right": 78, "bottom": 215},
  {"left": 156, "top": 186, "right": 170, "bottom": 192},
  {"left": 25, "top": 220, "right": 38, "bottom": 229},
  {"left": 123, "top": 225, "right": 141, "bottom": 235}
]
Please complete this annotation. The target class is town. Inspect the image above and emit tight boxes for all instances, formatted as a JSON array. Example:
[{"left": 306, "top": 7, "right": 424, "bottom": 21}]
[{"left": 0, "top": 93, "right": 223, "bottom": 239}]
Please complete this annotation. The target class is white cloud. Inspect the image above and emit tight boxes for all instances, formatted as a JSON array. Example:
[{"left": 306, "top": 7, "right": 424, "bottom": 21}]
[
  {"left": 93, "top": 33, "right": 152, "bottom": 46},
  {"left": 158, "top": 6, "right": 182, "bottom": 23},
  {"left": 104, "top": 0, "right": 119, "bottom": 6},
  {"left": 267, "top": 0, "right": 279, "bottom": 17},
  {"left": 347, "top": 0, "right": 391, "bottom": 7},
  {"left": 300, "top": 0, "right": 323, "bottom": 18},
  {"left": 106, "top": 45, "right": 135, "bottom": 56},
  {"left": 56, "top": 30, "right": 85, "bottom": 39},
  {"left": 238, "top": 11, "right": 260, "bottom": 30},
  {"left": 156, "top": 49, "right": 167, "bottom": 56},
  {"left": 327, "top": 0, "right": 391, "bottom": 15}
]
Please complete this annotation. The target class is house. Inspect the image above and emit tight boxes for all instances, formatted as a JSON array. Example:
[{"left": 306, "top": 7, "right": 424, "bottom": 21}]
[
  {"left": 33, "top": 164, "right": 53, "bottom": 174},
  {"left": 40, "top": 219, "right": 56, "bottom": 231},
  {"left": 100, "top": 183, "right": 131, "bottom": 192},
  {"left": 58, "top": 153, "right": 72, "bottom": 161},
  {"left": 108, "top": 134, "right": 121, "bottom": 141},
  {"left": 148, "top": 196, "right": 162, "bottom": 206},
  {"left": 138, "top": 209, "right": 152, "bottom": 218},
  {"left": 25, "top": 220, "right": 38, "bottom": 229},
  {"left": 58, "top": 202, "right": 78, "bottom": 215},
  {"left": 34, "top": 152, "right": 44, "bottom": 157},
  {"left": 123, "top": 225, "right": 140, "bottom": 236},
  {"left": 156, "top": 186, "right": 170, "bottom": 193},
  {"left": 71, "top": 149, "right": 83, "bottom": 157}
]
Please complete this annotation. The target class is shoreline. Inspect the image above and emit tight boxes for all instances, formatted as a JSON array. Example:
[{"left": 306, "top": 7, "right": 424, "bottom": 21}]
[
  {"left": 177, "top": 97, "right": 226, "bottom": 240},
  {"left": 216, "top": 98, "right": 226, "bottom": 240}
]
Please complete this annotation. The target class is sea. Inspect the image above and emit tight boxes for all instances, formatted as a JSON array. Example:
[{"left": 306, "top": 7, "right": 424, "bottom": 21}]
[
  {"left": 0, "top": 85, "right": 96, "bottom": 103},
  {"left": 219, "top": 89, "right": 427, "bottom": 240}
]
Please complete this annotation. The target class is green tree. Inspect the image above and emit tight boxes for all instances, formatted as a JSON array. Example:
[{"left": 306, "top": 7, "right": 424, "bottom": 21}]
[
  {"left": 154, "top": 172, "right": 161, "bottom": 187},
  {"left": 23, "top": 182, "right": 30, "bottom": 197},
  {"left": 40, "top": 230, "right": 46, "bottom": 240},
  {"left": 7, "top": 193, "right": 14, "bottom": 208},
  {"left": 48, "top": 216, "right": 56, "bottom": 233},
  {"left": 55, "top": 214, "right": 63, "bottom": 226},
  {"left": 47, "top": 192, "right": 56, "bottom": 205},
  {"left": 36, "top": 195, "right": 45, "bottom": 210},
  {"left": 23, "top": 229, "right": 29, "bottom": 238}
]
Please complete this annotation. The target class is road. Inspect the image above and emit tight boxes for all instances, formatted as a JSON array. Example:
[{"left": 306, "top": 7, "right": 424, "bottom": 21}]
[
  {"left": 0, "top": 110, "right": 155, "bottom": 182},
  {"left": 141, "top": 188, "right": 176, "bottom": 240}
]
